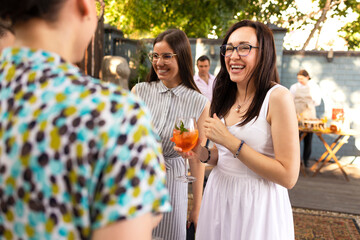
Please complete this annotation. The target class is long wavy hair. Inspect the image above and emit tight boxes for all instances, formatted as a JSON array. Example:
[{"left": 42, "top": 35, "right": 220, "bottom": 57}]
[
  {"left": 146, "top": 29, "right": 200, "bottom": 92},
  {"left": 210, "top": 20, "right": 279, "bottom": 126}
]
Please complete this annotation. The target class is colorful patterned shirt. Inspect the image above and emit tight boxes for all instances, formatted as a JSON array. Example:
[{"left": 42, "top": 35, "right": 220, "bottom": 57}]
[{"left": 0, "top": 47, "right": 171, "bottom": 239}]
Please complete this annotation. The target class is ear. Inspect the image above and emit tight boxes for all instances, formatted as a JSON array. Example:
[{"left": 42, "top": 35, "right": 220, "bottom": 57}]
[{"left": 76, "top": 0, "right": 91, "bottom": 17}]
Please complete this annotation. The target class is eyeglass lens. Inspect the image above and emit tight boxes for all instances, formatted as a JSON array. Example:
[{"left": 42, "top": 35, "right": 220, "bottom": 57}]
[
  {"left": 149, "top": 53, "right": 175, "bottom": 63},
  {"left": 221, "top": 44, "right": 252, "bottom": 57}
]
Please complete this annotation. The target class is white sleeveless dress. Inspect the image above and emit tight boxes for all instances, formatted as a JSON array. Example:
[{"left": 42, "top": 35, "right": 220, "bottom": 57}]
[{"left": 196, "top": 85, "right": 294, "bottom": 240}]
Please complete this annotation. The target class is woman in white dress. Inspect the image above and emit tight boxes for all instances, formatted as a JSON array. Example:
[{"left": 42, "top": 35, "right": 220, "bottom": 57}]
[{"left": 176, "top": 20, "right": 300, "bottom": 240}]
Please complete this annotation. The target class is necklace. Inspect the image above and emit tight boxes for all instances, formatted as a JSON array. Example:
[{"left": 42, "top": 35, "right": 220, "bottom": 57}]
[{"left": 235, "top": 95, "right": 252, "bottom": 113}]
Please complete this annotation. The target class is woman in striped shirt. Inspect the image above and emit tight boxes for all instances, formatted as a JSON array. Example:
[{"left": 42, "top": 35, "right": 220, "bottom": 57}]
[{"left": 132, "top": 29, "right": 210, "bottom": 240}]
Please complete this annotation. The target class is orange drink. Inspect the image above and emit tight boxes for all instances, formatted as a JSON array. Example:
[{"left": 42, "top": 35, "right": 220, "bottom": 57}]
[
  {"left": 172, "top": 129, "right": 199, "bottom": 152},
  {"left": 172, "top": 117, "right": 198, "bottom": 183}
]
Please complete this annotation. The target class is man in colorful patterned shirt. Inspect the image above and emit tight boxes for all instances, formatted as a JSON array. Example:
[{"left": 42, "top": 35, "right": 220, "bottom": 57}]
[{"left": 0, "top": 0, "right": 171, "bottom": 239}]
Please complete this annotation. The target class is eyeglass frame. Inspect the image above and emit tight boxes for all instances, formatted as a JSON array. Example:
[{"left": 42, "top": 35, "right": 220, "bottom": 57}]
[
  {"left": 148, "top": 52, "right": 177, "bottom": 63},
  {"left": 220, "top": 43, "right": 259, "bottom": 57}
]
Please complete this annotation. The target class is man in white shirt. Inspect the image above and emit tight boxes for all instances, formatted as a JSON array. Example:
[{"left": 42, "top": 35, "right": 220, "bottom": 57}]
[{"left": 194, "top": 55, "right": 215, "bottom": 102}]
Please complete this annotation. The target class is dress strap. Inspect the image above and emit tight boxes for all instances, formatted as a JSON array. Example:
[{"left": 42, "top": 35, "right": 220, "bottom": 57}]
[{"left": 261, "top": 84, "right": 283, "bottom": 118}]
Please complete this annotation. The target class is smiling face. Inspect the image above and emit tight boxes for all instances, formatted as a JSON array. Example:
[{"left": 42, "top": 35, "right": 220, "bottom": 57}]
[
  {"left": 225, "top": 27, "right": 258, "bottom": 85},
  {"left": 152, "top": 40, "right": 181, "bottom": 88}
]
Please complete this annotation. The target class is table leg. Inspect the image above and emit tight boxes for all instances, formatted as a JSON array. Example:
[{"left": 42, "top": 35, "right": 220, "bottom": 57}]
[
  {"left": 310, "top": 135, "right": 341, "bottom": 171},
  {"left": 312, "top": 134, "right": 350, "bottom": 181}
]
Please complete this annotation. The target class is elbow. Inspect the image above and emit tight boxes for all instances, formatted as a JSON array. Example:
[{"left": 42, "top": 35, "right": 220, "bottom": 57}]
[
  {"left": 282, "top": 157, "right": 300, "bottom": 189},
  {"left": 276, "top": 168, "right": 299, "bottom": 189},
  {"left": 284, "top": 179, "right": 297, "bottom": 190},
  {"left": 283, "top": 173, "right": 299, "bottom": 189}
]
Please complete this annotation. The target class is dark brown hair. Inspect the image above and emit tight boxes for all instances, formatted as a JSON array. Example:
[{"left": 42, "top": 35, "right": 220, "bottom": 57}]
[
  {"left": 146, "top": 29, "right": 200, "bottom": 92},
  {"left": 197, "top": 55, "right": 210, "bottom": 64},
  {"left": 0, "top": 0, "right": 66, "bottom": 26},
  {"left": 0, "top": 25, "right": 8, "bottom": 37},
  {"left": 297, "top": 69, "right": 311, "bottom": 79},
  {"left": 211, "top": 20, "right": 279, "bottom": 126}
]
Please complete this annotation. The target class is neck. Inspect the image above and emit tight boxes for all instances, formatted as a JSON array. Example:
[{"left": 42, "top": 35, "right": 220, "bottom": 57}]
[
  {"left": 236, "top": 83, "right": 255, "bottom": 102},
  {"left": 199, "top": 73, "right": 209, "bottom": 83},
  {"left": 161, "top": 79, "right": 182, "bottom": 89},
  {"left": 13, "top": 19, "right": 78, "bottom": 63}
]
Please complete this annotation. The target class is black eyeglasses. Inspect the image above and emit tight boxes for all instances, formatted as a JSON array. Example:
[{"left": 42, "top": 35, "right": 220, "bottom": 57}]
[
  {"left": 148, "top": 53, "right": 177, "bottom": 64},
  {"left": 220, "top": 44, "right": 259, "bottom": 57}
]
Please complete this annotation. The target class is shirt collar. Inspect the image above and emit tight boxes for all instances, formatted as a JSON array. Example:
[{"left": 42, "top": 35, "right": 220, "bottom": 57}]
[
  {"left": 1, "top": 47, "right": 65, "bottom": 66},
  {"left": 194, "top": 73, "right": 215, "bottom": 83},
  {"left": 157, "top": 80, "right": 188, "bottom": 96},
  {"left": 194, "top": 74, "right": 201, "bottom": 82}
]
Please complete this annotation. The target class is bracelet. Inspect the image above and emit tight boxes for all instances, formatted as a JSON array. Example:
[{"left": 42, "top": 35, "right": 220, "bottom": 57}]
[
  {"left": 233, "top": 140, "right": 245, "bottom": 158},
  {"left": 200, "top": 145, "right": 211, "bottom": 163}
]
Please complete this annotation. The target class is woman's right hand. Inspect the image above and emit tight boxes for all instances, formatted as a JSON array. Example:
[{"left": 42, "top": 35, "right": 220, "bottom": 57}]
[{"left": 173, "top": 141, "right": 202, "bottom": 161}]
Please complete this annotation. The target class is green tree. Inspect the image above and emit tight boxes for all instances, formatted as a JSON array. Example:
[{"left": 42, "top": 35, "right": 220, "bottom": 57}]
[
  {"left": 235, "top": 0, "right": 360, "bottom": 50},
  {"left": 339, "top": 0, "right": 360, "bottom": 50},
  {"left": 104, "top": 0, "right": 247, "bottom": 38},
  {"left": 104, "top": 0, "right": 360, "bottom": 50}
]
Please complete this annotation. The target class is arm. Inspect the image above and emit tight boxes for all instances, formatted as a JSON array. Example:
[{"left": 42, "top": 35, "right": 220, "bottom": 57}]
[
  {"left": 91, "top": 92, "right": 171, "bottom": 238},
  {"left": 188, "top": 102, "right": 210, "bottom": 227},
  {"left": 92, "top": 213, "right": 162, "bottom": 240},
  {"left": 205, "top": 88, "right": 300, "bottom": 189},
  {"left": 196, "top": 144, "right": 219, "bottom": 166}
]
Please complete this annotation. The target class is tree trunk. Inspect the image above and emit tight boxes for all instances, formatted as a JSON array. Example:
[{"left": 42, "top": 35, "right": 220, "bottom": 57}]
[{"left": 301, "top": 0, "right": 332, "bottom": 50}]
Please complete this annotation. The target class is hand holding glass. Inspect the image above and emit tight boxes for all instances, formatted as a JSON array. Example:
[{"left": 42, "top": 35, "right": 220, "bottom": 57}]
[{"left": 172, "top": 117, "right": 198, "bottom": 183}]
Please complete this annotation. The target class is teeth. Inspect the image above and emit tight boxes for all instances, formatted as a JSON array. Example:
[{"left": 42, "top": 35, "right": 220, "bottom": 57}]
[
  {"left": 158, "top": 70, "right": 168, "bottom": 73},
  {"left": 231, "top": 65, "right": 245, "bottom": 69}
]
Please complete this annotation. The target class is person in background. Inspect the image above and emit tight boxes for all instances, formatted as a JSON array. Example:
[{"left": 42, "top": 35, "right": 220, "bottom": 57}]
[
  {"left": 101, "top": 55, "right": 130, "bottom": 89},
  {"left": 132, "top": 29, "right": 209, "bottom": 240},
  {"left": 290, "top": 69, "right": 322, "bottom": 167},
  {"left": 176, "top": 20, "right": 300, "bottom": 239},
  {"left": 0, "top": 0, "right": 171, "bottom": 239},
  {"left": 194, "top": 55, "right": 216, "bottom": 102},
  {"left": 0, "top": 25, "right": 15, "bottom": 52}
]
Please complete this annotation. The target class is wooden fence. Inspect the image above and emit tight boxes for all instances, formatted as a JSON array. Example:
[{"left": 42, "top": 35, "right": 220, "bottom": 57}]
[{"left": 77, "top": 19, "right": 104, "bottom": 79}]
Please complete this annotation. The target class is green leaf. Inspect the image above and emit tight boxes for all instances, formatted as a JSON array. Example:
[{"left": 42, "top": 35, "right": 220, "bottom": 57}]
[
  {"left": 179, "top": 121, "right": 189, "bottom": 134},
  {"left": 175, "top": 121, "right": 189, "bottom": 134}
]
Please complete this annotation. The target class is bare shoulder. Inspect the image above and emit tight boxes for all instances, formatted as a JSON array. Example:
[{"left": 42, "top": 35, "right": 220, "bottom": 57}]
[
  {"left": 269, "top": 85, "right": 293, "bottom": 105},
  {"left": 267, "top": 85, "right": 295, "bottom": 123}
]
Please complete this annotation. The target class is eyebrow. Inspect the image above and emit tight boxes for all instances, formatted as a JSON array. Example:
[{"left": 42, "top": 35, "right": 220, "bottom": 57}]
[
  {"left": 152, "top": 52, "right": 175, "bottom": 55},
  {"left": 227, "top": 41, "right": 251, "bottom": 45}
]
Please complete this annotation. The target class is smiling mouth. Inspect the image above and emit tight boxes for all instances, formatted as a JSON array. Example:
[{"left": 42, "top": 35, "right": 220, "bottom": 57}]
[
  {"left": 158, "top": 69, "right": 169, "bottom": 74},
  {"left": 231, "top": 65, "right": 245, "bottom": 70}
]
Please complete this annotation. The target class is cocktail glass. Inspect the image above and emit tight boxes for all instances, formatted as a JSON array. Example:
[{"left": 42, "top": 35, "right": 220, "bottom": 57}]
[{"left": 172, "top": 117, "right": 198, "bottom": 183}]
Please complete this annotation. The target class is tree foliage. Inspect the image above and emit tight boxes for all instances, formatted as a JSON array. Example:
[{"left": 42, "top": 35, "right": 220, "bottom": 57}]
[
  {"left": 104, "top": 0, "right": 360, "bottom": 50},
  {"left": 103, "top": 0, "right": 247, "bottom": 38}
]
